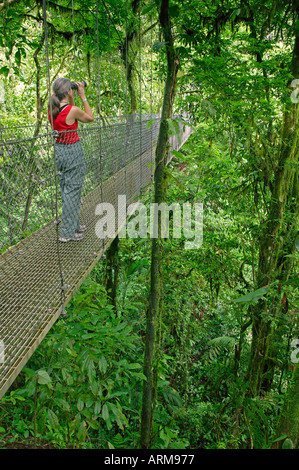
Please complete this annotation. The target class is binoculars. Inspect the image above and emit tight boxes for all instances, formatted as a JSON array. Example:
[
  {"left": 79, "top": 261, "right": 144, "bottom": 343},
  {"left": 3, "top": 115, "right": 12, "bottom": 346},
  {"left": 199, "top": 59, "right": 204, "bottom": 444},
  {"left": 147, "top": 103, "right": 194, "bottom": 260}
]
[{"left": 71, "top": 80, "right": 87, "bottom": 90}]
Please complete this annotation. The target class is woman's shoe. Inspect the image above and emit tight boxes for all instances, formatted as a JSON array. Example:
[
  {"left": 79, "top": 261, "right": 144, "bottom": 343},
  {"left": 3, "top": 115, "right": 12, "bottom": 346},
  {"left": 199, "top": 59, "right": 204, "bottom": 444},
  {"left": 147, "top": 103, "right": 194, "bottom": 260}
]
[
  {"left": 76, "top": 225, "right": 86, "bottom": 233},
  {"left": 59, "top": 232, "right": 85, "bottom": 242}
]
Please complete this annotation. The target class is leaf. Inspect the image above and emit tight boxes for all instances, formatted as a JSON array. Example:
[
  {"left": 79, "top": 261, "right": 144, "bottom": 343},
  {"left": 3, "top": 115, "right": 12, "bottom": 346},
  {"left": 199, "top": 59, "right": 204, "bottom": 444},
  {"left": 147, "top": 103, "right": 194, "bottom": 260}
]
[
  {"left": 130, "top": 372, "right": 147, "bottom": 380},
  {"left": 0, "top": 66, "right": 9, "bottom": 77},
  {"left": 102, "top": 403, "right": 109, "bottom": 421},
  {"left": 15, "top": 50, "right": 21, "bottom": 67},
  {"left": 77, "top": 421, "right": 87, "bottom": 442},
  {"left": 231, "top": 8, "right": 241, "bottom": 21},
  {"left": 77, "top": 398, "right": 84, "bottom": 412},
  {"left": 295, "top": 235, "right": 299, "bottom": 253},
  {"left": 37, "top": 370, "right": 52, "bottom": 385},
  {"left": 87, "top": 419, "right": 100, "bottom": 430},
  {"left": 167, "top": 118, "right": 182, "bottom": 145},
  {"left": 61, "top": 368, "right": 73, "bottom": 385},
  {"left": 153, "top": 41, "right": 166, "bottom": 52},
  {"left": 208, "top": 336, "right": 236, "bottom": 349},
  {"left": 47, "top": 409, "right": 59, "bottom": 430},
  {"left": 127, "top": 259, "right": 149, "bottom": 276},
  {"left": 272, "top": 434, "right": 288, "bottom": 443},
  {"left": 170, "top": 150, "right": 187, "bottom": 161},
  {"left": 284, "top": 277, "right": 299, "bottom": 287},
  {"left": 94, "top": 401, "right": 102, "bottom": 416},
  {"left": 108, "top": 402, "right": 128, "bottom": 430},
  {"left": 282, "top": 438, "right": 294, "bottom": 449},
  {"left": 99, "top": 356, "right": 108, "bottom": 373},
  {"left": 281, "top": 292, "right": 287, "bottom": 305},
  {"left": 232, "top": 286, "right": 270, "bottom": 304},
  {"left": 102, "top": 403, "right": 112, "bottom": 430},
  {"left": 127, "top": 363, "right": 142, "bottom": 369},
  {"left": 55, "top": 398, "right": 70, "bottom": 411},
  {"left": 141, "top": 3, "right": 155, "bottom": 15},
  {"left": 169, "top": 4, "right": 180, "bottom": 18},
  {"left": 147, "top": 119, "right": 155, "bottom": 129}
]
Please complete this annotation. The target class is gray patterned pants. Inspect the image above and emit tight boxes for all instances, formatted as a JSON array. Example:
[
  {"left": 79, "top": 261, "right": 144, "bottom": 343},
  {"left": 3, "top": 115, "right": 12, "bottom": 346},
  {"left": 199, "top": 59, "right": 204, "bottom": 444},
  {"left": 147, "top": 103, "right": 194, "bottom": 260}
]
[{"left": 55, "top": 140, "right": 86, "bottom": 238}]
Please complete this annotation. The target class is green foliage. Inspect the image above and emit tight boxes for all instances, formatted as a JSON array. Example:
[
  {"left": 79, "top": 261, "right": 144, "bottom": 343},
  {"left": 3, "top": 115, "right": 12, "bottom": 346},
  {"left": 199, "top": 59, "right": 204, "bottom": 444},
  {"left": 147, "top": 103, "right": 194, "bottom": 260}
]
[
  {"left": 0, "top": 280, "right": 146, "bottom": 448},
  {"left": 233, "top": 286, "right": 271, "bottom": 305},
  {"left": 0, "top": 0, "right": 298, "bottom": 451}
]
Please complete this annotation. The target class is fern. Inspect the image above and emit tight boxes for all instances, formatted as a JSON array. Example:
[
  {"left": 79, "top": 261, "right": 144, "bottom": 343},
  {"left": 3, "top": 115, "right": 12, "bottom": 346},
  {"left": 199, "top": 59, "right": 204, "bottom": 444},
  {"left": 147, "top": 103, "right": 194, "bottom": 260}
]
[{"left": 205, "top": 336, "right": 236, "bottom": 363}]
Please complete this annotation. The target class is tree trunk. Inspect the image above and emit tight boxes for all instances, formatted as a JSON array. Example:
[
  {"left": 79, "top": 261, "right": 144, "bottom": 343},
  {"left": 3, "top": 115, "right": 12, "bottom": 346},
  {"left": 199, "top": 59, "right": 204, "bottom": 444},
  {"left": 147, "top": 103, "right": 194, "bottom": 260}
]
[
  {"left": 120, "top": 0, "right": 140, "bottom": 114},
  {"left": 140, "top": 0, "right": 179, "bottom": 449},
  {"left": 272, "top": 364, "right": 299, "bottom": 449},
  {"left": 104, "top": 236, "right": 119, "bottom": 309},
  {"left": 246, "top": 19, "right": 299, "bottom": 397}
]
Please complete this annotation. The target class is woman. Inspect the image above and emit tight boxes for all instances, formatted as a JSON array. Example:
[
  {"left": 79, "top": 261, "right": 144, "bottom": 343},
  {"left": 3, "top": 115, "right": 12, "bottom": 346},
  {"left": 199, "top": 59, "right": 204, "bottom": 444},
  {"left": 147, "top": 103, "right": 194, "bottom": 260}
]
[{"left": 48, "top": 78, "right": 94, "bottom": 242}]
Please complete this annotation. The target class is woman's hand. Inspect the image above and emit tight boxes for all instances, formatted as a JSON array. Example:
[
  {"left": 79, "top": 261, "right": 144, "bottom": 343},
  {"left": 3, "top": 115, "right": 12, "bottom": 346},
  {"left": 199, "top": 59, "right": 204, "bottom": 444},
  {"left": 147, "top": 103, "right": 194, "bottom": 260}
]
[
  {"left": 66, "top": 81, "right": 94, "bottom": 124},
  {"left": 76, "top": 82, "right": 86, "bottom": 101}
]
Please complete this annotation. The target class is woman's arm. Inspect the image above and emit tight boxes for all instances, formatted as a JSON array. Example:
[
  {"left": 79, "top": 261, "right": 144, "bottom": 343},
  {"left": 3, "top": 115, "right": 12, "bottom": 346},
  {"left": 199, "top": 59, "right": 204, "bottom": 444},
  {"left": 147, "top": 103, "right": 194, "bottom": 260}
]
[
  {"left": 66, "top": 82, "right": 94, "bottom": 124},
  {"left": 68, "top": 104, "right": 94, "bottom": 123}
]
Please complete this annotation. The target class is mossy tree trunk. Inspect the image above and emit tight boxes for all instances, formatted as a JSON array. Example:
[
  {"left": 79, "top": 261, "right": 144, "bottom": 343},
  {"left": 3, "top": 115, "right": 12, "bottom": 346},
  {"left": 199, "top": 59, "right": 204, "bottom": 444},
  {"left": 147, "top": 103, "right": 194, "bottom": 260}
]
[
  {"left": 120, "top": 0, "right": 140, "bottom": 115},
  {"left": 104, "top": 236, "right": 119, "bottom": 309},
  {"left": 140, "top": 0, "right": 179, "bottom": 449},
  {"left": 272, "top": 363, "right": 299, "bottom": 449},
  {"left": 246, "top": 16, "right": 299, "bottom": 397}
]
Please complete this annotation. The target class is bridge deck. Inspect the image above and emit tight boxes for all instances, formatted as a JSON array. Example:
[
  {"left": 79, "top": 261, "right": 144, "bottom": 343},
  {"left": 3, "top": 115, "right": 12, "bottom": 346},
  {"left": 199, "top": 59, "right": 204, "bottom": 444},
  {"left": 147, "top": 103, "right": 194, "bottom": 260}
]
[{"left": 0, "top": 116, "right": 192, "bottom": 398}]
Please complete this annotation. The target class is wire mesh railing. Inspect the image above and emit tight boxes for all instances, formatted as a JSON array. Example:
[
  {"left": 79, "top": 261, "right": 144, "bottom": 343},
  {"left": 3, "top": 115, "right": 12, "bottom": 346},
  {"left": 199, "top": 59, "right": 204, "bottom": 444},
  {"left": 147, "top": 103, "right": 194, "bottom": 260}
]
[
  {"left": 0, "top": 114, "right": 162, "bottom": 252},
  {"left": 0, "top": 113, "right": 193, "bottom": 399}
]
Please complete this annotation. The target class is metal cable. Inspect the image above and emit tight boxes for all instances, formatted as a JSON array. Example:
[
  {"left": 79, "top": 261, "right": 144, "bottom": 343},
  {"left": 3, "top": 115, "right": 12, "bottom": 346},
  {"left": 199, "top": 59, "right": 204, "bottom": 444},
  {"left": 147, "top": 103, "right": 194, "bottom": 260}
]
[{"left": 42, "top": 0, "right": 66, "bottom": 314}]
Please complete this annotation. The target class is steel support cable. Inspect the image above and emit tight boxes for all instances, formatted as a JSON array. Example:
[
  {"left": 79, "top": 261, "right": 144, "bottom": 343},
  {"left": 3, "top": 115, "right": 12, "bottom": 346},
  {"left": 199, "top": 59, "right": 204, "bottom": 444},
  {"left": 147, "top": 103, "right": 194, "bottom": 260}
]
[
  {"left": 71, "top": 0, "right": 77, "bottom": 106},
  {"left": 124, "top": 0, "right": 128, "bottom": 201},
  {"left": 95, "top": 0, "right": 105, "bottom": 258},
  {"left": 108, "top": 16, "right": 113, "bottom": 104},
  {"left": 150, "top": 0, "right": 154, "bottom": 179},
  {"left": 139, "top": 5, "right": 142, "bottom": 194},
  {"left": 106, "top": 10, "right": 118, "bottom": 220},
  {"left": 98, "top": 0, "right": 129, "bottom": 234},
  {"left": 42, "top": 0, "right": 66, "bottom": 314},
  {"left": 115, "top": 0, "right": 130, "bottom": 232}
]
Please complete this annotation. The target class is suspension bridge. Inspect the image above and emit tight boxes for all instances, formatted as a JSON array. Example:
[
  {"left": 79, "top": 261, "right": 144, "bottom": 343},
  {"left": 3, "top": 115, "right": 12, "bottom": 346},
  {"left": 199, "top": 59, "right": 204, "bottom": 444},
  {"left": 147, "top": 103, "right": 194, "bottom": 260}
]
[{"left": 0, "top": 114, "right": 192, "bottom": 399}]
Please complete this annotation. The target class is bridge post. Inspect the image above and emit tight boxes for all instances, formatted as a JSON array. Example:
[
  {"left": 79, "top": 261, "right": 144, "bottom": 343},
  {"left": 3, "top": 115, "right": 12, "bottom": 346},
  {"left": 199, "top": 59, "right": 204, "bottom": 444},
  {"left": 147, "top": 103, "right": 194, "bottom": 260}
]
[{"left": 104, "top": 235, "right": 119, "bottom": 309}]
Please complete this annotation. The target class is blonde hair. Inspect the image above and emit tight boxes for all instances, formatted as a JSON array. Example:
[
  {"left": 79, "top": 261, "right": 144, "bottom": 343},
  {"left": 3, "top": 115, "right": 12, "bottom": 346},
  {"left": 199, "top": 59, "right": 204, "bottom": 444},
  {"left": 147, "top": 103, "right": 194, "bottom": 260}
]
[{"left": 48, "top": 77, "right": 72, "bottom": 120}]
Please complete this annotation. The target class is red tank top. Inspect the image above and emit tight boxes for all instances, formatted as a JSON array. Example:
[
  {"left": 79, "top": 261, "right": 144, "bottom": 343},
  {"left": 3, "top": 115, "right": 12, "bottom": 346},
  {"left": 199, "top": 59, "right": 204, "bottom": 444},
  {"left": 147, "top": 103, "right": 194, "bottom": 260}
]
[{"left": 48, "top": 105, "right": 80, "bottom": 144}]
